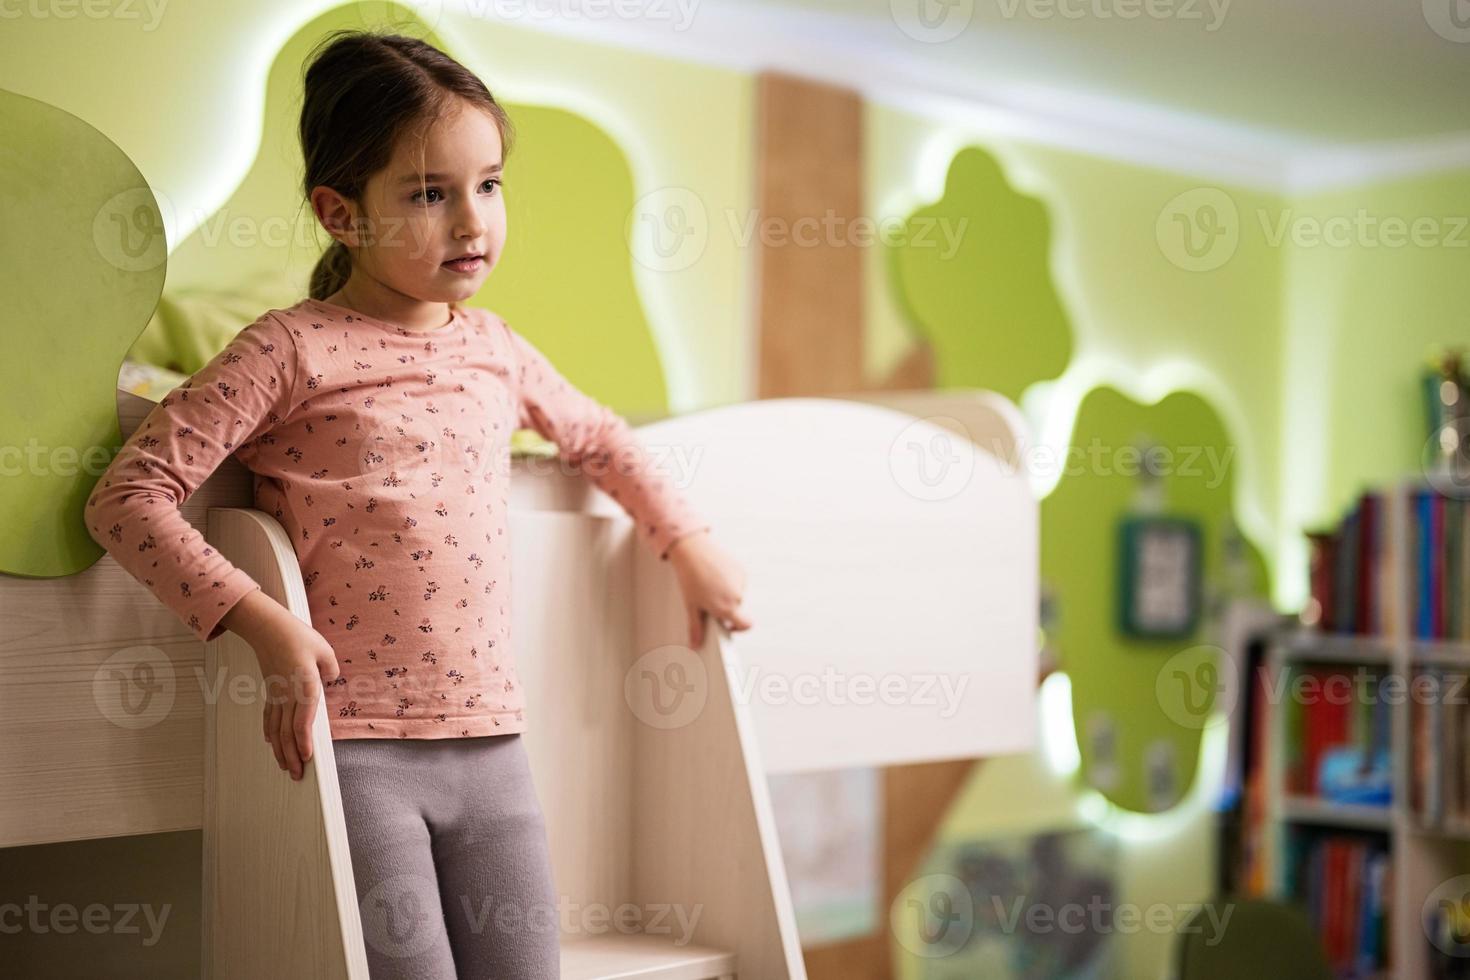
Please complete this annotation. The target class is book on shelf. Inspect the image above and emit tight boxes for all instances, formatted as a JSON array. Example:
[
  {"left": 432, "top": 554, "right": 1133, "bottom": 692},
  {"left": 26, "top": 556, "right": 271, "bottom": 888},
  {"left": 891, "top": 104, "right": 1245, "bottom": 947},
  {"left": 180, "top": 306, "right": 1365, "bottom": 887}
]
[
  {"left": 1261, "top": 475, "right": 1470, "bottom": 979},
  {"left": 1283, "top": 663, "right": 1392, "bottom": 807},
  {"left": 1304, "top": 482, "right": 1470, "bottom": 644},
  {"left": 1237, "top": 643, "right": 1272, "bottom": 896},
  {"left": 1307, "top": 489, "right": 1390, "bottom": 637},
  {"left": 1408, "top": 487, "right": 1470, "bottom": 643},
  {"left": 1287, "top": 829, "right": 1391, "bottom": 977},
  {"left": 1410, "top": 664, "right": 1470, "bottom": 829}
]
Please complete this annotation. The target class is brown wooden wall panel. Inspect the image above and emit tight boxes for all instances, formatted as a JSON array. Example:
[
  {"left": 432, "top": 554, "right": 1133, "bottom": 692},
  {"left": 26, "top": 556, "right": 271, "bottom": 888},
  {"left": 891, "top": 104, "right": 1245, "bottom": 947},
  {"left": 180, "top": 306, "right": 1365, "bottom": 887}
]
[{"left": 754, "top": 71, "right": 866, "bottom": 397}]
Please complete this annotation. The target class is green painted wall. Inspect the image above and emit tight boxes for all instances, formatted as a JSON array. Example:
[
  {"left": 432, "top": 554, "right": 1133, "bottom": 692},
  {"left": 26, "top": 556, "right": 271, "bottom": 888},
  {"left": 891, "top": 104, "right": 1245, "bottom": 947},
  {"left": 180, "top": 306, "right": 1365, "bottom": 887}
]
[
  {"left": 1276, "top": 168, "right": 1470, "bottom": 601},
  {"left": 1043, "top": 387, "right": 1268, "bottom": 806},
  {"left": 868, "top": 108, "right": 1287, "bottom": 592}
]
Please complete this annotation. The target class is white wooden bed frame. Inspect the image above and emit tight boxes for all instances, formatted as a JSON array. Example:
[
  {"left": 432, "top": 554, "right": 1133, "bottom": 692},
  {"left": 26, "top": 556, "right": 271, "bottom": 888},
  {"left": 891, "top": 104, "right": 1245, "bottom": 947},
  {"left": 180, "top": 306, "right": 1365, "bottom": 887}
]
[{"left": 0, "top": 386, "right": 1038, "bottom": 978}]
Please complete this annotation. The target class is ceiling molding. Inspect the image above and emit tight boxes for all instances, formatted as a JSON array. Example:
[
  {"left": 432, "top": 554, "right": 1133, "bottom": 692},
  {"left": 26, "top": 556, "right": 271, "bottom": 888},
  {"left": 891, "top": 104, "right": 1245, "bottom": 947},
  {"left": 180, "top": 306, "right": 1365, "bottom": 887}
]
[{"left": 443, "top": 0, "right": 1470, "bottom": 194}]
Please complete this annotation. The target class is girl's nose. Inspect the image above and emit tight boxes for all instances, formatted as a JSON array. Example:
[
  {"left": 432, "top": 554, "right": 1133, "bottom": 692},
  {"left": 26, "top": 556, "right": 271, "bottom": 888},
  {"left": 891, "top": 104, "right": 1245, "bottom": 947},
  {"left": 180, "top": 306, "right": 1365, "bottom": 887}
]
[{"left": 455, "top": 205, "right": 486, "bottom": 239}]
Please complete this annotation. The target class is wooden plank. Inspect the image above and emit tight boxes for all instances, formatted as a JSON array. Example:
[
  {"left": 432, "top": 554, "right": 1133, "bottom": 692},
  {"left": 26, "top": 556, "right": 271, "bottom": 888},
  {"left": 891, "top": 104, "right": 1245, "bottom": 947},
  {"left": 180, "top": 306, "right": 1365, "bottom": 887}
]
[
  {"left": 561, "top": 933, "right": 736, "bottom": 980},
  {"left": 605, "top": 397, "right": 1039, "bottom": 773},
  {"left": 511, "top": 511, "right": 637, "bottom": 914},
  {"left": 631, "top": 548, "right": 807, "bottom": 979},
  {"left": 201, "top": 507, "right": 367, "bottom": 980},
  {"left": 755, "top": 71, "right": 866, "bottom": 397},
  {"left": 0, "top": 390, "right": 251, "bottom": 846}
]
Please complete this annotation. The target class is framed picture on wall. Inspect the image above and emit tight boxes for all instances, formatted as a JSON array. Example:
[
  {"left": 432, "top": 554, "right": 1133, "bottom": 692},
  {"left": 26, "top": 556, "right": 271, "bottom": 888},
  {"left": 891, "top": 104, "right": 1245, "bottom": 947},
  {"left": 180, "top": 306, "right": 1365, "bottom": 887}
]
[{"left": 1116, "top": 516, "right": 1202, "bottom": 639}]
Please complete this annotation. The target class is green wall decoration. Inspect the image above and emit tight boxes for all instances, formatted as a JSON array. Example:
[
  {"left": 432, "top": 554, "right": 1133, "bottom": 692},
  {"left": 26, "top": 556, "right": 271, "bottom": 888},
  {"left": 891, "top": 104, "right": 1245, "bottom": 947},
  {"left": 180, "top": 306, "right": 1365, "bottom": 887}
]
[
  {"left": 885, "top": 136, "right": 1276, "bottom": 814},
  {"left": 0, "top": 87, "right": 167, "bottom": 576},
  {"left": 1041, "top": 385, "right": 1270, "bottom": 812},
  {"left": 889, "top": 145, "right": 1074, "bottom": 405},
  {"left": 868, "top": 108, "right": 1289, "bottom": 620}
]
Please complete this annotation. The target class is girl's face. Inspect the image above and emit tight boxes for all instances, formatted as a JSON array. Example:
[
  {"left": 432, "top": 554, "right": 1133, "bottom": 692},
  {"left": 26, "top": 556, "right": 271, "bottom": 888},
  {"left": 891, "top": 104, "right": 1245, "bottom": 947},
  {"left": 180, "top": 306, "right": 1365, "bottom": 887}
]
[{"left": 318, "top": 102, "right": 507, "bottom": 307}]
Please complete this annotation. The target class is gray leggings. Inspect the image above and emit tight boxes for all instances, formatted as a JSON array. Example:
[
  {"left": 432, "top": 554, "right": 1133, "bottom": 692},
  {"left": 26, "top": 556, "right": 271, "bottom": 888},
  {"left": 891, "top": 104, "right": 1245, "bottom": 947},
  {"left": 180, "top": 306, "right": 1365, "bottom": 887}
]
[{"left": 332, "top": 733, "right": 561, "bottom": 979}]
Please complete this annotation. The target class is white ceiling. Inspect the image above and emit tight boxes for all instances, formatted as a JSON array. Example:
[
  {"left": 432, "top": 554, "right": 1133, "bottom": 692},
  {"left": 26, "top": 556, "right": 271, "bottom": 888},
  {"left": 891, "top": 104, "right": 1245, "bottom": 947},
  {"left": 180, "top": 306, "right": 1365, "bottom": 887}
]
[
  {"left": 753, "top": 0, "right": 1470, "bottom": 145},
  {"left": 457, "top": 0, "right": 1470, "bottom": 189}
]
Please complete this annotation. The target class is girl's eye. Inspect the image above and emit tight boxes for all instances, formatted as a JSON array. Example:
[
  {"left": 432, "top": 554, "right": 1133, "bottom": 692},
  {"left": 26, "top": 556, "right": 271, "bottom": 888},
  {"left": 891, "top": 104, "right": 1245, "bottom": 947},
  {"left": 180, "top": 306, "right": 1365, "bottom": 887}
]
[{"left": 410, "top": 180, "right": 499, "bottom": 205}]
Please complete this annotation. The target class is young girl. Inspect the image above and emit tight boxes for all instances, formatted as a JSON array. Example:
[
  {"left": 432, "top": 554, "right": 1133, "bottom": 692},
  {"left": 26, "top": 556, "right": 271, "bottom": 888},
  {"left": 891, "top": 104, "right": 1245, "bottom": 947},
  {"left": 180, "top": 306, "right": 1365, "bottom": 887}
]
[{"left": 85, "top": 29, "right": 751, "bottom": 979}]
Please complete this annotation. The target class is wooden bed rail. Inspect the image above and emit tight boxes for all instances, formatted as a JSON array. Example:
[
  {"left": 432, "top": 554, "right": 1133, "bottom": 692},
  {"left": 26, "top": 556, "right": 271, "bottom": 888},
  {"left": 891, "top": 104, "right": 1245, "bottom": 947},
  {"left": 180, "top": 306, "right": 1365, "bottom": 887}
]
[{"left": 201, "top": 507, "right": 367, "bottom": 979}]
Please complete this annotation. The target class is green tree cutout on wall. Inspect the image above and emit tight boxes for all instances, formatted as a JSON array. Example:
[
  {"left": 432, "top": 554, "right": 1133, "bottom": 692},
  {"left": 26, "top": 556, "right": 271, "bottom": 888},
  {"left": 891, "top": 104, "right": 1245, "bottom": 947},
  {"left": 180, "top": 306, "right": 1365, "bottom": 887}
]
[
  {"left": 1042, "top": 387, "right": 1270, "bottom": 812},
  {"left": 890, "top": 144, "right": 1272, "bottom": 812},
  {"left": 0, "top": 87, "right": 166, "bottom": 576},
  {"left": 890, "top": 146, "right": 1073, "bottom": 404}
]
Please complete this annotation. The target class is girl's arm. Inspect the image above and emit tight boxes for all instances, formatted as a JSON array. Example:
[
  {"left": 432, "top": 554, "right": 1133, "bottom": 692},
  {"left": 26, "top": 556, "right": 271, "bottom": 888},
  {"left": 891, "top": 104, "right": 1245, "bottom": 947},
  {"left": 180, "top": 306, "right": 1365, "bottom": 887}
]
[
  {"left": 503, "top": 319, "right": 750, "bottom": 645},
  {"left": 86, "top": 314, "right": 298, "bottom": 641},
  {"left": 503, "top": 318, "right": 709, "bottom": 559},
  {"left": 86, "top": 313, "right": 334, "bottom": 779}
]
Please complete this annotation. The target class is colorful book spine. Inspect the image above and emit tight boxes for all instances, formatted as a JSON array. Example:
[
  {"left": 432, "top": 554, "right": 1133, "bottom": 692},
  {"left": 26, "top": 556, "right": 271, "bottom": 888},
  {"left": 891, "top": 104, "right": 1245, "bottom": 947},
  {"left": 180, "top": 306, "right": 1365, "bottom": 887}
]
[
  {"left": 1418, "top": 489, "right": 1435, "bottom": 639},
  {"left": 1407, "top": 664, "right": 1470, "bottom": 830},
  {"left": 1293, "top": 833, "right": 1391, "bottom": 976},
  {"left": 1358, "top": 493, "right": 1378, "bottom": 635},
  {"left": 1287, "top": 664, "right": 1390, "bottom": 801},
  {"left": 1434, "top": 493, "right": 1447, "bottom": 639},
  {"left": 1447, "top": 495, "right": 1462, "bottom": 641}
]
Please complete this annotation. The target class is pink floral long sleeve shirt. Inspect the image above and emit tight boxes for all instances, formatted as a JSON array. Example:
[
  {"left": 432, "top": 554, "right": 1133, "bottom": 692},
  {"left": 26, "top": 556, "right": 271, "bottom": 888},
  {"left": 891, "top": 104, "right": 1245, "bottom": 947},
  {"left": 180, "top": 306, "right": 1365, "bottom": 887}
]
[{"left": 86, "top": 298, "right": 709, "bottom": 739}]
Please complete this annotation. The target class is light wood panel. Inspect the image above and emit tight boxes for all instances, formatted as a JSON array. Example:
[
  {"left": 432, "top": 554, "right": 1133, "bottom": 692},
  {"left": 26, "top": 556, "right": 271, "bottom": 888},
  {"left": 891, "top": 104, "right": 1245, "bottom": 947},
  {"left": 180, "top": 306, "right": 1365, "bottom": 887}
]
[
  {"left": 630, "top": 546, "right": 808, "bottom": 979},
  {"left": 561, "top": 933, "right": 735, "bottom": 980},
  {"left": 510, "top": 506, "right": 802, "bottom": 973},
  {"left": 755, "top": 71, "right": 866, "bottom": 397},
  {"left": 201, "top": 508, "right": 367, "bottom": 980},
  {"left": 511, "top": 510, "right": 638, "bottom": 912},
  {"left": 836, "top": 388, "right": 1032, "bottom": 475},
  {"left": 0, "top": 389, "right": 251, "bottom": 847},
  {"left": 597, "top": 396, "right": 1039, "bottom": 774}
]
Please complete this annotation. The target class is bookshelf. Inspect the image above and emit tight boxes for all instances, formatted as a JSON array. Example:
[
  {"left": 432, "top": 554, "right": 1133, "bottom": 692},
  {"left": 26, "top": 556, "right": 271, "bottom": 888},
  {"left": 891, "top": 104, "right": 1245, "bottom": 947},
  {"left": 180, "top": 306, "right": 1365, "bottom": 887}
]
[{"left": 1253, "top": 477, "right": 1470, "bottom": 980}]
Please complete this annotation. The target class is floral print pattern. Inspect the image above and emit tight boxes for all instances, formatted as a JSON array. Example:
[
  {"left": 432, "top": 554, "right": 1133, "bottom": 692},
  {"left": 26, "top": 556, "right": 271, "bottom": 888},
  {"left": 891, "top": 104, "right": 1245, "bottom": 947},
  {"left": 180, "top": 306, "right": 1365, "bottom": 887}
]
[{"left": 86, "top": 298, "right": 710, "bottom": 739}]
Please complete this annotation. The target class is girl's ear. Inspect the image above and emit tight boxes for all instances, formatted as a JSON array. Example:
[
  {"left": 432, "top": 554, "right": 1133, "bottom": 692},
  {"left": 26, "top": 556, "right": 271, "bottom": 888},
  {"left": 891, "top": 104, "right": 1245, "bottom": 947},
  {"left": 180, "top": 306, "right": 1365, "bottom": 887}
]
[{"left": 310, "top": 185, "right": 361, "bottom": 248}]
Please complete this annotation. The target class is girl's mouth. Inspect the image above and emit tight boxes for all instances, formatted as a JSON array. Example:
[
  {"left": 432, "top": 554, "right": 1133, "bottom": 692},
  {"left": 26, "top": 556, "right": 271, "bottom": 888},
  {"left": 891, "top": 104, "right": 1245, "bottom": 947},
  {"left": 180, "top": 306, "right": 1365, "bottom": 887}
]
[{"left": 442, "top": 255, "right": 484, "bottom": 274}]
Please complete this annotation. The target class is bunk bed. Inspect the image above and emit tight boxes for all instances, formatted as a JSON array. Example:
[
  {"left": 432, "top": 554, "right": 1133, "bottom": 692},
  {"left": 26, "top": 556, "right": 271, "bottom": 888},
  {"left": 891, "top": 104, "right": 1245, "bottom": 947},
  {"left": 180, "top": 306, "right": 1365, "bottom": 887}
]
[{"left": 0, "top": 381, "right": 1037, "bottom": 978}]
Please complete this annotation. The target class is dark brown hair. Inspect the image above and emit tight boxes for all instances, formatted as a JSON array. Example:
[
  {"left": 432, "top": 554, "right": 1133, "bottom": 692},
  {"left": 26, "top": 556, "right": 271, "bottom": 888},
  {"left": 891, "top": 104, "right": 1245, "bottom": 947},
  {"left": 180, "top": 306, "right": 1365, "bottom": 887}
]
[{"left": 298, "top": 30, "right": 515, "bottom": 300}]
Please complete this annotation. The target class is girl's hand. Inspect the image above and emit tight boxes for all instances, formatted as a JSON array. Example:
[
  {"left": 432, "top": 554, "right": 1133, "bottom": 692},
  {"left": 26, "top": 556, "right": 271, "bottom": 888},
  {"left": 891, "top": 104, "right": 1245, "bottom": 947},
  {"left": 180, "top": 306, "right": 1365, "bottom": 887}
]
[
  {"left": 257, "top": 623, "right": 340, "bottom": 780},
  {"left": 666, "top": 530, "right": 752, "bottom": 648},
  {"left": 222, "top": 589, "right": 341, "bottom": 780}
]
